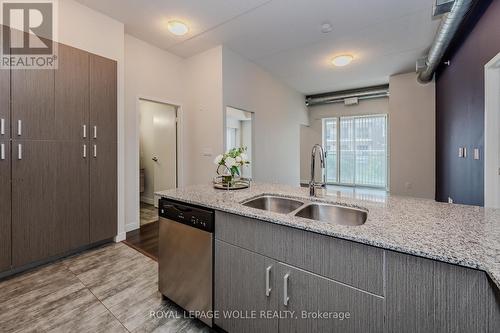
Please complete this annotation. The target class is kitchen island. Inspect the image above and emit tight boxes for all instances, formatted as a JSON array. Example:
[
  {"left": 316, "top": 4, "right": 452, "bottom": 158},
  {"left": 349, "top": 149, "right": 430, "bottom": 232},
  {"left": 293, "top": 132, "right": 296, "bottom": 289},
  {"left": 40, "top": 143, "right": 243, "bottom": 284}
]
[{"left": 157, "top": 183, "right": 500, "bottom": 332}]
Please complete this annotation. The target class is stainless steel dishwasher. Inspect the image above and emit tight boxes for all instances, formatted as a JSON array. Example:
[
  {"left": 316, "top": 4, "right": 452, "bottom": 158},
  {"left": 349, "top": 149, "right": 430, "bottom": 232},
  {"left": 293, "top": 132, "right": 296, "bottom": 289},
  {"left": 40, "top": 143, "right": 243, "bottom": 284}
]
[{"left": 158, "top": 198, "right": 214, "bottom": 327}]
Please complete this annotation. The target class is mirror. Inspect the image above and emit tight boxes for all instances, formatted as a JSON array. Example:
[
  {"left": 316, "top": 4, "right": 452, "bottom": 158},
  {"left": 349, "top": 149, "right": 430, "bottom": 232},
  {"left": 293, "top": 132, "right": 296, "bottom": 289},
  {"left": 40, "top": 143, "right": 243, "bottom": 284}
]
[{"left": 225, "top": 107, "right": 253, "bottom": 179}]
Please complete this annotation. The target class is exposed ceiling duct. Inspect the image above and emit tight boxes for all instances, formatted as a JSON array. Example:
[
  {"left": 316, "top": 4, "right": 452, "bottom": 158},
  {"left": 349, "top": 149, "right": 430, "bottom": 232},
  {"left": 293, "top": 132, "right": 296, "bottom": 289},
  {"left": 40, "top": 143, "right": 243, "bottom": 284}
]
[
  {"left": 305, "top": 85, "right": 389, "bottom": 107},
  {"left": 417, "top": 0, "right": 475, "bottom": 83}
]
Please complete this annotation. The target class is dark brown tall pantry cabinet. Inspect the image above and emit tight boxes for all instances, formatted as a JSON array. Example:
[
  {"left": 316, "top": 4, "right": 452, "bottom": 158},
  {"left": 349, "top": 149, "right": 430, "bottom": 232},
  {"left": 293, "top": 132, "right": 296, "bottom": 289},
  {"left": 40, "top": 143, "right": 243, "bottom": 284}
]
[{"left": 0, "top": 38, "right": 117, "bottom": 274}]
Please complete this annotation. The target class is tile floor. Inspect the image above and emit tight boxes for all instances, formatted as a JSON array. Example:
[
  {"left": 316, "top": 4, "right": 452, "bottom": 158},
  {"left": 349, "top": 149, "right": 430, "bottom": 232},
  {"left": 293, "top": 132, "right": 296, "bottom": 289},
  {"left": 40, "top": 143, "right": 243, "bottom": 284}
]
[
  {"left": 140, "top": 203, "right": 159, "bottom": 226},
  {"left": 0, "top": 243, "right": 212, "bottom": 333}
]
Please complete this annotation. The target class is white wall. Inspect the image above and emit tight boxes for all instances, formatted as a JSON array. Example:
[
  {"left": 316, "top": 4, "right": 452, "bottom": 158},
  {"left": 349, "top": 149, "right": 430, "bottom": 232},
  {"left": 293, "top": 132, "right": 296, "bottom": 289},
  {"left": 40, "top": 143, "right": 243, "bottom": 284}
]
[
  {"left": 301, "top": 98, "right": 389, "bottom": 183},
  {"left": 222, "top": 47, "right": 308, "bottom": 186},
  {"left": 124, "top": 34, "right": 185, "bottom": 231},
  {"left": 184, "top": 46, "right": 224, "bottom": 186},
  {"left": 57, "top": 0, "right": 126, "bottom": 241},
  {"left": 389, "top": 72, "right": 435, "bottom": 199}
]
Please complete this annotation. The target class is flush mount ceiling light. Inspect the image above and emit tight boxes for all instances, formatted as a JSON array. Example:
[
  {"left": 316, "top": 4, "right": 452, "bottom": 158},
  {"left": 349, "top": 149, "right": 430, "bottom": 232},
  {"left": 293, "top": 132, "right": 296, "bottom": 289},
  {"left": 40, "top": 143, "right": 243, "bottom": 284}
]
[
  {"left": 321, "top": 22, "right": 333, "bottom": 33},
  {"left": 332, "top": 55, "right": 354, "bottom": 67},
  {"left": 167, "top": 20, "right": 189, "bottom": 36}
]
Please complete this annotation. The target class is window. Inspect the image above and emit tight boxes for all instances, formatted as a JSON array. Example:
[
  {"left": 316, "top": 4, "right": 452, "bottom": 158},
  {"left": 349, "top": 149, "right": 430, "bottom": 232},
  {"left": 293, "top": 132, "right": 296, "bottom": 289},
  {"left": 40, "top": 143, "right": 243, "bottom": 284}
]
[{"left": 323, "top": 115, "right": 388, "bottom": 188}]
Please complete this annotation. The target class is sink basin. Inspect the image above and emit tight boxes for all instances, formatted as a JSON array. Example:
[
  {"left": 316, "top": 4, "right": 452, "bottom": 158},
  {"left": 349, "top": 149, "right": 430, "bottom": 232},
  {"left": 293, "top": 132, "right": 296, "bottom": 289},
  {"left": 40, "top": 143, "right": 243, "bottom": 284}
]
[
  {"left": 295, "top": 203, "right": 367, "bottom": 226},
  {"left": 242, "top": 195, "right": 304, "bottom": 214}
]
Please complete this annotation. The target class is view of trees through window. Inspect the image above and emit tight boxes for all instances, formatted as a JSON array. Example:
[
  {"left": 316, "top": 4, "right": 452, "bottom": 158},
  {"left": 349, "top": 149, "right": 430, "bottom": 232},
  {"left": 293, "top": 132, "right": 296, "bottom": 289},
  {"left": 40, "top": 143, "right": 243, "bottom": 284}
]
[{"left": 323, "top": 115, "right": 387, "bottom": 188}]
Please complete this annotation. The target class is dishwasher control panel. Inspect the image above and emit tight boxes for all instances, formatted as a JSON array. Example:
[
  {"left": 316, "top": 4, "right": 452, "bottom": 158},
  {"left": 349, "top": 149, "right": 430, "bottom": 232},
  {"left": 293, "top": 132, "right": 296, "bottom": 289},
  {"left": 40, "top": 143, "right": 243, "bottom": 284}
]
[{"left": 159, "top": 198, "right": 214, "bottom": 233}]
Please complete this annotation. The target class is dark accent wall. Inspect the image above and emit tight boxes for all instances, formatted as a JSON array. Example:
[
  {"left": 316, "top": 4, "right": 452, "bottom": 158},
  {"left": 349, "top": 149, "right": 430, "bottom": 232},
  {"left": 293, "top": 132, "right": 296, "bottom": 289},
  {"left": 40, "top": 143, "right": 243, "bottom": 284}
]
[{"left": 436, "top": 0, "right": 500, "bottom": 206}]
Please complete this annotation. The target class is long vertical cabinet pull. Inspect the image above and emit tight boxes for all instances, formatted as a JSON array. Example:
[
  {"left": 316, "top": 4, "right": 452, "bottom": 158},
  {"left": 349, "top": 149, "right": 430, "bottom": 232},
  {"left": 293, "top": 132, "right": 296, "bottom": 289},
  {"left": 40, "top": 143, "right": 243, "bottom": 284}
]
[
  {"left": 283, "top": 273, "right": 290, "bottom": 306},
  {"left": 93, "top": 145, "right": 97, "bottom": 158},
  {"left": 83, "top": 125, "right": 87, "bottom": 138},
  {"left": 93, "top": 126, "right": 97, "bottom": 139},
  {"left": 0, "top": 118, "right": 4, "bottom": 135},
  {"left": 17, "top": 144, "right": 22, "bottom": 160},
  {"left": 0, "top": 143, "right": 5, "bottom": 160},
  {"left": 17, "top": 120, "right": 22, "bottom": 136},
  {"left": 266, "top": 266, "right": 272, "bottom": 297},
  {"left": 83, "top": 144, "right": 87, "bottom": 158}
]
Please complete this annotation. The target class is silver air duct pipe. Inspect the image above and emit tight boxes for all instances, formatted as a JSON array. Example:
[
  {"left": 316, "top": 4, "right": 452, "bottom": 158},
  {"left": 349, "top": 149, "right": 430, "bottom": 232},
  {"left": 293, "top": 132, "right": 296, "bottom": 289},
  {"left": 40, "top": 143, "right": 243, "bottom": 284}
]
[
  {"left": 306, "top": 85, "right": 389, "bottom": 107},
  {"left": 418, "top": 0, "right": 475, "bottom": 83}
]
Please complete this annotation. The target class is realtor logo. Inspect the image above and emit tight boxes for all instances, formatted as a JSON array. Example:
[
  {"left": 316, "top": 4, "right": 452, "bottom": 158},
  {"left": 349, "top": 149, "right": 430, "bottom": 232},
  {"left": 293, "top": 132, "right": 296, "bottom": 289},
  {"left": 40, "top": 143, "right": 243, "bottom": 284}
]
[{"left": 1, "top": 0, "right": 58, "bottom": 69}]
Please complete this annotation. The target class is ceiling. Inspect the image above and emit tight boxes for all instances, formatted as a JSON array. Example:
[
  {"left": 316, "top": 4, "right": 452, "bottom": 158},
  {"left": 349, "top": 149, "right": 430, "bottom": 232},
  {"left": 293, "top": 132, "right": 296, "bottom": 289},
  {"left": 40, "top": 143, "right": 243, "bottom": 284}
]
[{"left": 76, "top": 0, "right": 441, "bottom": 95}]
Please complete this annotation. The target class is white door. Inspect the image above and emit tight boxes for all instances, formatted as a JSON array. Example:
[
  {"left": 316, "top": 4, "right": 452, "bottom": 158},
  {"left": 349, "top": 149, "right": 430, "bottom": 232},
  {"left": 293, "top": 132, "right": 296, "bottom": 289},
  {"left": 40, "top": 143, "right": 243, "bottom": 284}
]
[
  {"left": 140, "top": 100, "right": 177, "bottom": 208},
  {"left": 153, "top": 104, "right": 177, "bottom": 206}
]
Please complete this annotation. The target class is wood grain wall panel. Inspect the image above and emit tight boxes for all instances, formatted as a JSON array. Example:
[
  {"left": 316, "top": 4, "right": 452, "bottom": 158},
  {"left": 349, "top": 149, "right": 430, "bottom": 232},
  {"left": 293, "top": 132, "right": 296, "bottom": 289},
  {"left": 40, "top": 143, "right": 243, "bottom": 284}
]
[
  {"left": 55, "top": 44, "right": 89, "bottom": 141},
  {"left": 215, "top": 211, "right": 384, "bottom": 296},
  {"left": 11, "top": 140, "right": 57, "bottom": 267},
  {"left": 0, "top": 141, "right": 11, "bottom": 272}
]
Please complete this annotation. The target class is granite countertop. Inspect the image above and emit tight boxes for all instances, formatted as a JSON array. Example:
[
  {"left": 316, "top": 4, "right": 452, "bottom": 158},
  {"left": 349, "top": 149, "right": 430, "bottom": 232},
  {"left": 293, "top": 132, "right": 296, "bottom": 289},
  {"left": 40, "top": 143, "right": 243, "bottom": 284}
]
[{"left": 156, "top": 183, "right": 500, "bottom": 289}]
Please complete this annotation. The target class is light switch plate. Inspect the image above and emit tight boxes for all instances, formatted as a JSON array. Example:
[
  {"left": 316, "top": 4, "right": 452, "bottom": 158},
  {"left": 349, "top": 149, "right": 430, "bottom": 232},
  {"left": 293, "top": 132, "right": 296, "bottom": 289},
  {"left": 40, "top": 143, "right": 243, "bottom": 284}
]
[{"left": 473, "top": 148, "right": 480, "bottom": 160}]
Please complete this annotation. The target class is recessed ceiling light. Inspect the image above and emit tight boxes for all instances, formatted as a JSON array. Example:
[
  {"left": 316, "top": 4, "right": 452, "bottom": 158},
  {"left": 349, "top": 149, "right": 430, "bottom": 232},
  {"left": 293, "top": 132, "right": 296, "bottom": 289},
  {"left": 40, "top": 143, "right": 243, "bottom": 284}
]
[
  {"left": 332, "top": 55, "right": 354, "bottom": 67},
  {"left": 167, "top": 20, "right": 189, "bottom": 36}
]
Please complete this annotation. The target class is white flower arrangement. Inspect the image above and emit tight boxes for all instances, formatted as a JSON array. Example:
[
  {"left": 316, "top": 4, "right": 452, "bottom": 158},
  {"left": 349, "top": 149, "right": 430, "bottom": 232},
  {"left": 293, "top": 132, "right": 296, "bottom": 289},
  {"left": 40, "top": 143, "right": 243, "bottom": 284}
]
[{"left": 214, "top": 147, "right": 250, "bottom": 177}]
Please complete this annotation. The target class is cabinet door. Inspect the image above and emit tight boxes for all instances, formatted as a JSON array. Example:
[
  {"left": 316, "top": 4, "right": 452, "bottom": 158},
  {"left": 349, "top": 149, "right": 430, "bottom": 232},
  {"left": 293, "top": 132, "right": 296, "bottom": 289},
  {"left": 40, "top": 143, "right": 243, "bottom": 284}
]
[
  {"left": 215, "top": 240, "right": 279, "bottom": 333},
  {"left": 89, "top": 54, "right": 117, "bottom": 243},
  {"left": 12, "top": 141, "right": 57, "bottom": 267},
  {"left": 277, "top": 263, "right": 384, "bottom": 333},
  {"left": 54, "top": 141, "right": 90, "bottom": 252},
  {"left": 0, "top": 63, "right": 9, "bottom": 139},
  {"left": 55, "top": 44, "right": 89, "bottom": 141},
  {"left": 0, "top": 141, "right": 11, "bottom": 272},
  {"left": 11, "top": 69, "right": 54, "bottom": 140}
]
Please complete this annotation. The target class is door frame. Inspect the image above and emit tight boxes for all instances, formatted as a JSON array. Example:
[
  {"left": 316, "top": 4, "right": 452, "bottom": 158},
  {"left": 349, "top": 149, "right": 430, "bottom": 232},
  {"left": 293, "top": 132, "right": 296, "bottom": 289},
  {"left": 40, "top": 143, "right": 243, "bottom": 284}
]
[
  {"left": 485, "top": 52, "right": 500, "bottom": 208},
  {"left": 132, "top": 95, "right": 183, "bottom": 231}
]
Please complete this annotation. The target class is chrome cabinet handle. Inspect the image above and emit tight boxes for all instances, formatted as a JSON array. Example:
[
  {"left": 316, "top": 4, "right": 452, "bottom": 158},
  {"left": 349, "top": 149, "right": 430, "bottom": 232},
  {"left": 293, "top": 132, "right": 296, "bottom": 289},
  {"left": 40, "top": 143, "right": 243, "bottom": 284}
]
[
  {"left": 17, "top": 120, "right": 22, "bottom": 136},
  {"left": 0, "top": 143, "right": 5, "bottom": 160},
  {"left": 83, "top": 125, "right": 87, "bottom": 138},
  {"left": 283, "top": 273, "right": 290, "bottom": 306},
  {"left": 18, "top": 144, "right": 22, "bottom": 160},
  {"left": 266, "top": 266, "right": 272, "bottom": 297},
  {"left": 93, "top": 144, "right": 97, "bottom": 158},
  {"left": 93, "top": 126, "right": 97, "bottom": 139},
  {"left": 83, "top": 144, "right": 87, "bottom": 158},
  {"left": 0, "top": 118, "right": 4, "bottom": 135}
]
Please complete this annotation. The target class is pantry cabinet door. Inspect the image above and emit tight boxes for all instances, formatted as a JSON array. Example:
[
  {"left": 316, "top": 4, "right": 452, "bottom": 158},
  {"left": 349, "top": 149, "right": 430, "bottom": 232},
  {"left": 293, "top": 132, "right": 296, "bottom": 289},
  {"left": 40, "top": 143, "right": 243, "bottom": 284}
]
[{"left": 215, "top": 240, "right": 278, "bottom": 333}]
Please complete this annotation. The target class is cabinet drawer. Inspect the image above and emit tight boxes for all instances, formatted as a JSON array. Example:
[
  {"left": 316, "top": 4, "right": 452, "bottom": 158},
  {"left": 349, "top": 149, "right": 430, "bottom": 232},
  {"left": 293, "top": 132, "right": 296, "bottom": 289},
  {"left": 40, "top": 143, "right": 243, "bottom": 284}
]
[{"left": 215, "top": 211, "right": 384, "bottom": 296}]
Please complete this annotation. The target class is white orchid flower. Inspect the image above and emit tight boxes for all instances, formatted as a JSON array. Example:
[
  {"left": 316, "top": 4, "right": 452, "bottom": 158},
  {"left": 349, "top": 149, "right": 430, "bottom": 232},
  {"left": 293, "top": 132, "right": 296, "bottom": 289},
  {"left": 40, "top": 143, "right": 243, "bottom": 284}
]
[
  {"left": 225, "top": 157, "right": 237, "bottom": 168},
  {"left": 214, "top": 154, "right": 223, "bottom": 165}
]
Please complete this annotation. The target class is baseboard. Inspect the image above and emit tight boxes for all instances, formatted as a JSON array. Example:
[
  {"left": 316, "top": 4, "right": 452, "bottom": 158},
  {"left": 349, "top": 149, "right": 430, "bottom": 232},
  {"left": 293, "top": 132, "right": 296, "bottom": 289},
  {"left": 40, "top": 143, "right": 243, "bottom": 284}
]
[
  {"left": 125, "top": 222, "right": 139, "bottom": 233},
  {"left": 114, "top": 232, "right": 126, "bottom": 242},
  {"left": 140, "top": 196, "right": 154, "bottom": 205}
]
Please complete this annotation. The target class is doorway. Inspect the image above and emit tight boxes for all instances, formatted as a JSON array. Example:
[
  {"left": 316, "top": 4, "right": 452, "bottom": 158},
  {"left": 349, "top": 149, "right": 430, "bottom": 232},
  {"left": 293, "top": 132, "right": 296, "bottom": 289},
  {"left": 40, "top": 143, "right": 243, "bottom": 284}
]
[
  {"left": 139, "top": 99, "right": 178, "bottom": 225},
  {"left": 485, "top": 52, "right": 500, "bottom": 208},
  {"left": 225, "top": 107, "right": 254, "bottom": 179}
]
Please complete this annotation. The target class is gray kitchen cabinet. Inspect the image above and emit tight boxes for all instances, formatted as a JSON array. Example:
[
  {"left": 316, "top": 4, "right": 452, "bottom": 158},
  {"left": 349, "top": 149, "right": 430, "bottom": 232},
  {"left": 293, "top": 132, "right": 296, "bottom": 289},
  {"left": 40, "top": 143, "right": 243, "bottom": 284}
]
[
  {"left": 386, "top": 250, "right": 500, "bottom": 333},
  {"left": 277, "top": 263, "right": 384, "bottom": 333},
  {"left": 0, "top": 61, "right": 9, "bottom": 139},
  {"left": 0, "top": 140, "right": 11, "bottom": 272},
  {"left": 89, "top": 54, "right": 117, "bottom": 243},
  {"left": 55, "top": 44, "right": 90, "bottom": 141},
  {"left": 215, "top": 240, "right": 279, "bottom": 333},
  {"left": 11, "top": 140, "right": 58, "bottom": 267},
  {"left": 11, "top": 68, "right": 55, "bottom": 140}
]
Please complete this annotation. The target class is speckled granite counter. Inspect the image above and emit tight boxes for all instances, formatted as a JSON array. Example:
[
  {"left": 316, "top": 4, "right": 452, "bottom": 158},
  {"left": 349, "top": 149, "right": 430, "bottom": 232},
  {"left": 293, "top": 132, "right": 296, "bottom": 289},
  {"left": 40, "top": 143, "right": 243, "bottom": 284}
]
[{"left": 156, "top": 183, "right": 500, "bottom": 289}]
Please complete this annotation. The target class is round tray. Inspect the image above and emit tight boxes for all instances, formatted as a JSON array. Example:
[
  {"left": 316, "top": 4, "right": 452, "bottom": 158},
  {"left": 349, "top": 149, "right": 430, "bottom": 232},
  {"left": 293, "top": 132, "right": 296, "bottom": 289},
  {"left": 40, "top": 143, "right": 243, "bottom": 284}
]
[{"left": 213, "top": 182, "right": 249, "bottom": 190}]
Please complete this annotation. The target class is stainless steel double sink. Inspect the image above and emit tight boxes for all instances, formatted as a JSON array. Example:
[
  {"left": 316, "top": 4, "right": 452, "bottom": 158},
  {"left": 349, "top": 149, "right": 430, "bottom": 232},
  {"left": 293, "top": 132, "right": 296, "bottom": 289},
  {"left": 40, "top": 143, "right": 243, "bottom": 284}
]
[{"left": 242, "top": 195, "right": 367, "bottom": 226}]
